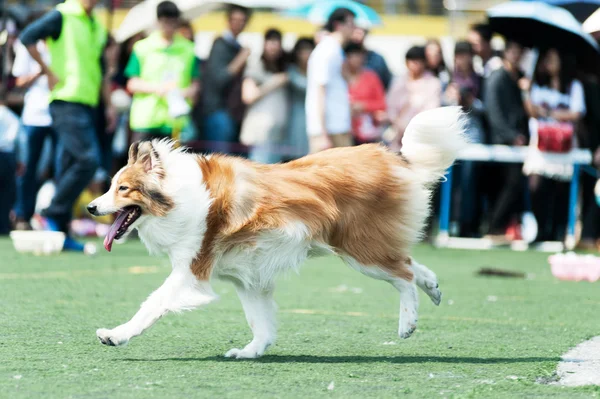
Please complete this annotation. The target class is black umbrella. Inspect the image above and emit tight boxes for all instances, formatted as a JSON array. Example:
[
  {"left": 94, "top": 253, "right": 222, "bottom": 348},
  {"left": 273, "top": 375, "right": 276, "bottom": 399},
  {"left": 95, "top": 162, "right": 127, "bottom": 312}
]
[{"left": 488, "top": 1, "right": 600, "bottom": 73}]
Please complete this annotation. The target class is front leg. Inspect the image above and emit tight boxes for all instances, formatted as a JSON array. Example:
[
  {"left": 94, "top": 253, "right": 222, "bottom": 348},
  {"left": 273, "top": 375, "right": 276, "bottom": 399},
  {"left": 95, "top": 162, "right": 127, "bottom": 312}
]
[
  {"left": 97, "top": 268, "right": 217, "bottom": 347},
  {"left": 225, "top": 285, "right": 277, "bottom": 359}
]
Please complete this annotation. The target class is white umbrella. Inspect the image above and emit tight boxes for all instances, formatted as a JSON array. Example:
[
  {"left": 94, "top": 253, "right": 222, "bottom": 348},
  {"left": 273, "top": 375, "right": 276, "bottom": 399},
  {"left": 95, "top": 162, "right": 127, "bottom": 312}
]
[
  {"left": 114, "top": 0, "right": 309, "bottom": 43},
  {"left": 583, "top": 7, "right": 600, "bottom": 34}
]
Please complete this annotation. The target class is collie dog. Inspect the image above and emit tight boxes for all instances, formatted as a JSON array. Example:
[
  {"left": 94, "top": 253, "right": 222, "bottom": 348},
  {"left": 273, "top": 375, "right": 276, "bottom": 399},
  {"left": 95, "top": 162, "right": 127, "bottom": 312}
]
[{"left": 87, "top": 106, "right": 467, "bottom": 358}]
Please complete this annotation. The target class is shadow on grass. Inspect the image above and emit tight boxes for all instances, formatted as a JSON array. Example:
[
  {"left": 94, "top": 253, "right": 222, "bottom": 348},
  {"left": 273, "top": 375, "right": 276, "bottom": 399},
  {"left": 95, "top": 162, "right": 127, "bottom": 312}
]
[{"left": 118, "top": 355, "right": 560, "bottom": 364}]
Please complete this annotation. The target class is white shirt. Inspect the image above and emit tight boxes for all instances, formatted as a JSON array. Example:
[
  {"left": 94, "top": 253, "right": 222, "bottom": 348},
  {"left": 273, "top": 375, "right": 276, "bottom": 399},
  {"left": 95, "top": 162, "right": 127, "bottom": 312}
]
[
  {"left": 0, "top": 105, "right": 23, "bottom": 153},
  {"left": 12, "top": 40, "right": 52, "bottom": 127},
  {"left": 306, "top": 35, "right": 351, "bottom": 136},
  {"left": 530, "top": 80, "right": 586, "bottom": 115},
  {"left": 474, "top": 55, "right": 502, "bottom": 79}
]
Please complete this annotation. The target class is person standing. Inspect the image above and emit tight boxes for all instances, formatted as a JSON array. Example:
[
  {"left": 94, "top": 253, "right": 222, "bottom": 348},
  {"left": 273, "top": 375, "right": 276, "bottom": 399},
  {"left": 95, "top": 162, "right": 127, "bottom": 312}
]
[
  {"left": 201, "top": 5, "right": 251, "bottom": 154},
  {"left": 125, "top": 1, "right": 200, "bottom": 143},
  {"left": 483, "top": 40, "right": 529, "bottom": 241},
  {"left": 345, "top": 43, "right": 387, "bottom": 145},
  {"left": 523, "top": 48, "right": 585, "bottom": 242},
  {"left": 350, "top": 27, "right": 392, "bottom": 90},
  {"left": 467, "top": 24, "right": 503, "bottom": 80},
  {"left": 306, "top": 7, "right": 356, "bottom": 153},
  {"left": 425, "top": 39, "right": 451, "bottom": 92},
  {"left": 19, "top": 0, "right": 114, "bottom": 253},
  {"left": 285, "top": 37, "right": 314, "bottom": 160},
  {"left": 386, "top": 46, "right": 441, "bottom": 150},
  {"left": 443, "top": 41, "right": 485, "bottom": 237},
  {"left": 11, "top": 29, "right": 56, "bottom": 231},
  {"left": 240, "top": 29, "right": 289, "bottom": 164}
]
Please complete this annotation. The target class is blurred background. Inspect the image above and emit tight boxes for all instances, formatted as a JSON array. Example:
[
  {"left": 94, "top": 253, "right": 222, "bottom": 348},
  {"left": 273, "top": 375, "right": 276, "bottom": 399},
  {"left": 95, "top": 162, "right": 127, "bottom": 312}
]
[{"left": 3, "top": 0, "right": 600, "bottom": 255}]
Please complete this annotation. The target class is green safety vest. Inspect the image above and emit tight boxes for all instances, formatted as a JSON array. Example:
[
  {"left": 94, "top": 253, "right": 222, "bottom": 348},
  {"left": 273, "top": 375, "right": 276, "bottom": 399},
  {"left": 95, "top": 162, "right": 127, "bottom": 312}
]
[
  {"left": 129, "top": 32, "right": 196, "bottom": 132},
  {"left": 47, "top": 0, "right": 107, "bottom": 107}
]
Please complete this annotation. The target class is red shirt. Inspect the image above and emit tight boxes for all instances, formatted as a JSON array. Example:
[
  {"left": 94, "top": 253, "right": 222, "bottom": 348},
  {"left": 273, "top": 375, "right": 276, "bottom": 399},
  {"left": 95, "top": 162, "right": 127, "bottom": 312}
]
[{"left": 348, "top": 69, "right": 387, "bottom": 142}]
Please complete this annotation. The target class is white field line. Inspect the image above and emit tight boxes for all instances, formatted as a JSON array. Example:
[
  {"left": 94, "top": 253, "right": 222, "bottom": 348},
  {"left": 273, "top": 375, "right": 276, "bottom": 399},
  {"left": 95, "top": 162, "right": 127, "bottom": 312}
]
[
  {"left": 0, "top": 266, "right": 161, "bottom": 280},
  {"left": 553, "top": 336, "right": 600, "bottom": 387}
]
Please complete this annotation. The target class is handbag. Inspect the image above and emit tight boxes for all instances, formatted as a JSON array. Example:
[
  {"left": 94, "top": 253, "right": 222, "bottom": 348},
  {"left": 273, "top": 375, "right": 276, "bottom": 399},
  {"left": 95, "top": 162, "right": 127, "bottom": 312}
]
[{"left": 536, "top": 121, "right": 573, "bottom": 153}]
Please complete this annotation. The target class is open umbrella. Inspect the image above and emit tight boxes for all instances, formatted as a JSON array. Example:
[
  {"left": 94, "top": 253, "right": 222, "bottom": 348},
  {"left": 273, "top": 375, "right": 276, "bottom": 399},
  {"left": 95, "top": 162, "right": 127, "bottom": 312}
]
[
  {"left": 583, "top": 7, "right": 600, "bottom": 34},
  {"left": 488, "top": 1, "right": 600, "bottom": 73},
  {"left": 114, "top": 0, "right": 306, "bottom": 43},
  {"left": 283, "top": 0, "right": 383, "bottom": 29},
  {"left": 521, "top": 0, "right": 600, "bottom": 22}
]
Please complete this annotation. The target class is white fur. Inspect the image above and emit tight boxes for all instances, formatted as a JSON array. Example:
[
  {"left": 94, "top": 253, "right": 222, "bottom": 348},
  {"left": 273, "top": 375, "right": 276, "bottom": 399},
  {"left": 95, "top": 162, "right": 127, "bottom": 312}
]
[
  {"left": 96, "top": 141, "right": 217, "bottom": 347},
  {"left": 90, "top": 168, "right": 126, "bottom": 216},
  {"left": 95, "top": 107, "right": 466, "bottom": 356},
  {"left": 96, "top": 267, "right": 216, "bottom": 347},
  {"left": 343, "top": 256, "right": 419, "bottom": 338},
  {"left": 224, "top": 285, "right": 277, "bottom": 359},
  {"left": 401, "top": 106, "right": 469, "bottom": 183},
  {"left": 136, "top": 142, "right": 211, "bottom": 258},
  {"left": 392, "top": 166, "right": 432, "bottom": 247},
  {"left": 215, "top": 221, "right": 312, "bottom": 291},
  {"left": 343, "top": 256, "right": 441, "bottom": 339}
]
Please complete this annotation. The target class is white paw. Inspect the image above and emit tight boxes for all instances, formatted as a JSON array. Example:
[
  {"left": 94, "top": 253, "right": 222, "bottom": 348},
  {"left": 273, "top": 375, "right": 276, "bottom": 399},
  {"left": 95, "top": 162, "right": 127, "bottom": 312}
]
[
  {"left": 96, "top": 328, "right": 129, "bottom": 347},
  {"left": 417, "top": 274, "right": 441, "bottom": 306},
  {"left": 425, "top": 282, "right": 442, "bottom": 306},
  {"left": 224, "top": 347, "right": 261, "bottom": 359},
  {"left": 398, "top": 309, "right": 418, "bottom": 339}
]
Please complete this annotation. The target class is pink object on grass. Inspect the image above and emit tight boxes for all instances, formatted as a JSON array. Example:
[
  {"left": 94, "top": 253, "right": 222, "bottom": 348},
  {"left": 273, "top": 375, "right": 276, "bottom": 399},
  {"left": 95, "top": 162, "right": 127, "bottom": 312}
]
[{"left": 549, "top": 253, "right": 600, "bottom": 282}]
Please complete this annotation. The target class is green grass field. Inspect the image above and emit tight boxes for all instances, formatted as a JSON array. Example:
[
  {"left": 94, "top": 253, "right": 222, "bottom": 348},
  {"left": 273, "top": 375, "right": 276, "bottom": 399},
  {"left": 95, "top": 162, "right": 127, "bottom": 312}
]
[{"left": 1, "top": 237, "right": 599, "bottom": 398}]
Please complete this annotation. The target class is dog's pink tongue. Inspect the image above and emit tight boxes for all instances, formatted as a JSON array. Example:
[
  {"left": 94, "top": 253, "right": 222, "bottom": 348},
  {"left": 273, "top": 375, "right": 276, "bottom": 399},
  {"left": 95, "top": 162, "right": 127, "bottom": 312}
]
[{"left": 104, "top": 211, "right": 129, "bottom": 252}]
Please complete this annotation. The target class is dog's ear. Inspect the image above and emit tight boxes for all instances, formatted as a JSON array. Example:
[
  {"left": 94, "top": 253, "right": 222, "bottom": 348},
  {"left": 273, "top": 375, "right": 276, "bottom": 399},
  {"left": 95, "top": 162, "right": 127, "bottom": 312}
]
[
  {"left": 136, "top": 141, "right": 164, "bottom": 177},
  {"left": 127, "top": 141, "right": 141, "bottom": 164}
]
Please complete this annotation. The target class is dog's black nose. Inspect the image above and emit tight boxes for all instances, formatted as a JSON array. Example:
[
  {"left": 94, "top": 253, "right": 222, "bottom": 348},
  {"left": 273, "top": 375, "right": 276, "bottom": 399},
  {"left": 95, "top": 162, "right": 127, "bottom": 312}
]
[{"left": 87, "top": 205, "right": 97, "bottom": 216}]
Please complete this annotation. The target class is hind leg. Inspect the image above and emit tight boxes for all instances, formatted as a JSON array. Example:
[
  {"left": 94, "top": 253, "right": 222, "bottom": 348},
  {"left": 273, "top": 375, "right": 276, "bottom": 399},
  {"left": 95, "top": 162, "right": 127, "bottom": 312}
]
[
  {"left": 343, "top": 256, "right": 419, "bottom": 339},
  {"left": 410, "top": 258, "right": 442, "bottom": 306},
  {"left": 390, "top": 278, "right": 419, "bottom": 339}
]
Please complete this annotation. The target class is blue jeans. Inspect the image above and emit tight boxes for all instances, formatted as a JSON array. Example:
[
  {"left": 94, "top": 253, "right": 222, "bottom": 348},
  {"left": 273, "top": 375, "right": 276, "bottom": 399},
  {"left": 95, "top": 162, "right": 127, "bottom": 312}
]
[
  {"left": 203, "top": 110, "right": 240, "bottom": 155},
  {"left": 44, "top": 101, "right": 100, "bottom": 229},
  {"left": 14, "top": 125, "right": 57, "bottom": 221},
  {"left": 0, "top": 151, "right": 16, "bottom": 234}
]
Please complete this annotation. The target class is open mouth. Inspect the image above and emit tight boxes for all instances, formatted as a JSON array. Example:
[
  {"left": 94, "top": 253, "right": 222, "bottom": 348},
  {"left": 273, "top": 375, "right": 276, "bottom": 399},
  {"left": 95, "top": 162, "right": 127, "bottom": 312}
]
[{"left": 104, "top": 206, "right": 142, "bottom": 252}]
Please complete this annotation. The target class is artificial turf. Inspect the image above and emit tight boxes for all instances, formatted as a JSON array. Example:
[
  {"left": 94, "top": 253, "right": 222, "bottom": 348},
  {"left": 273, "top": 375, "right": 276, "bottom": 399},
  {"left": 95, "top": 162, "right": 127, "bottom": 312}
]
[{"left": 0, "top": 237, "right": 599, "bottom": 398}]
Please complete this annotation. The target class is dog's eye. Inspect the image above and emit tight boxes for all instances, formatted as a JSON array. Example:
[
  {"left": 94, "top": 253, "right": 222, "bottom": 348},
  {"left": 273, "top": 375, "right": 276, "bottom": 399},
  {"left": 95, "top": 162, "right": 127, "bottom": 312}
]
[{"left": 118, "top": 186, "right": 129, "bottom": 192}]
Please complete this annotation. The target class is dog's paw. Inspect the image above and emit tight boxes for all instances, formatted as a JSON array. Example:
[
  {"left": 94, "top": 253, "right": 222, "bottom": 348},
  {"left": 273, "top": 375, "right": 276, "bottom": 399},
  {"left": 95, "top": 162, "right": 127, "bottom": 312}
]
[
  {"left": 224, "top": 348, "right": 261, "bottom": 359},
  {"left": 419, "top": 276, "right": 442, "bottom": 306},
  {"left": 427, "top": 284, "right": 442, "bottom": 306},
  {"left": 398, "top": 308, "right": 418, "bottom": 339},
  {"left": 398, "top": 323, "right": 417, "bottom": 339},
  {"left": 96, "top": 328, "right": 129, "bottom": 347}
]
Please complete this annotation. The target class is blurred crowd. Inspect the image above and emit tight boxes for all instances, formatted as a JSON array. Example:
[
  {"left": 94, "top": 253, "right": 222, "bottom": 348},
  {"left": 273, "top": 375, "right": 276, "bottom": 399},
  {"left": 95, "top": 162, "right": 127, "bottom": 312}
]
[{"left": 2, "top": 0, "right": 600, "bottom": 251}]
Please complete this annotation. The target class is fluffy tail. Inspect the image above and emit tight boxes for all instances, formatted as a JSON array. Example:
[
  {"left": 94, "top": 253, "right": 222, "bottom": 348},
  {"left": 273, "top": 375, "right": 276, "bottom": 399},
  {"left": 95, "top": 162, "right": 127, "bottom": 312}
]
[{"left": 401, "top": 106, "right": 469, "bottom": 184}]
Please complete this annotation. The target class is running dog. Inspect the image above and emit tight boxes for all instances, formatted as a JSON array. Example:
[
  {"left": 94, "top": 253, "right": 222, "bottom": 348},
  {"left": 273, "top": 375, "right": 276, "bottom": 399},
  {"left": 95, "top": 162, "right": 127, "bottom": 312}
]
[{"left": 87, "top": 106, "right": 468, "bottom": 358}]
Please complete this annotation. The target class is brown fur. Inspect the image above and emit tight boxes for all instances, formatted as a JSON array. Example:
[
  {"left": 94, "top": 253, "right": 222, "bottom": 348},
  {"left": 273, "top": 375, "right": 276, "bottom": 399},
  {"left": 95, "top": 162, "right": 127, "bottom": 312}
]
[
  {"left": 191, "top": 156, "right": 238, "bottom": 280},
  {"left": 192, "top": 144, "right": 418, "bottom": 281}
]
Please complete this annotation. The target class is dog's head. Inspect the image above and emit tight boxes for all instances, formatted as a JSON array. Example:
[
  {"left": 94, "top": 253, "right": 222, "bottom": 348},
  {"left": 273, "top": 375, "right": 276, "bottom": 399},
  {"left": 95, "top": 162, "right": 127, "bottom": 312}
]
[{"left": 87, "top": 140, "right": 175, "bottom": 252}]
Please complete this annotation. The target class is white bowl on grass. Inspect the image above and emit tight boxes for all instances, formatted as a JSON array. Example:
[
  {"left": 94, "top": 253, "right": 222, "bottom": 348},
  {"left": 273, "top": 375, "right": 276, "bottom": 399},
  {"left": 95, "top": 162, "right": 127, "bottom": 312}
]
[{"left": 10, "top": 230, "right": 66, "bottom": 255}]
